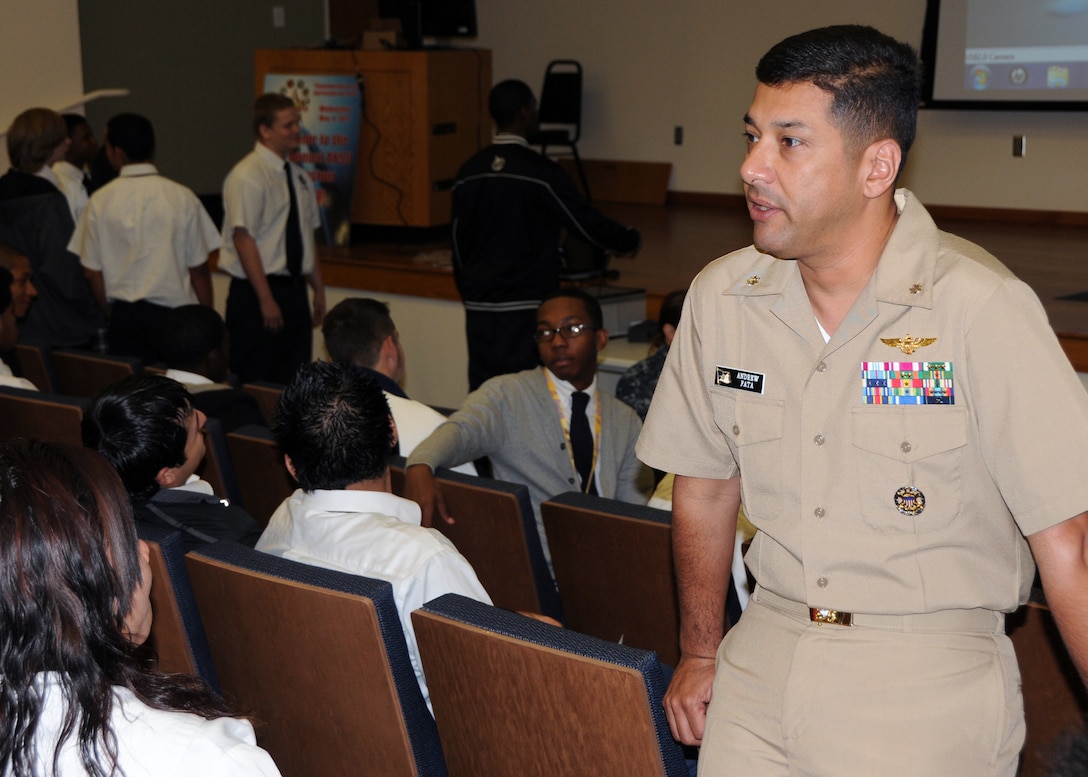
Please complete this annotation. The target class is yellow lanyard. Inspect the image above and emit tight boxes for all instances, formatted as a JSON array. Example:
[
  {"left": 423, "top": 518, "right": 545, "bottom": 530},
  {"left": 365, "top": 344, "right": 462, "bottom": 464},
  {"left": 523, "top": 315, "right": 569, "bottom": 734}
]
[{"left": 544, "top": 370, "right": 602, "bottom": 494}]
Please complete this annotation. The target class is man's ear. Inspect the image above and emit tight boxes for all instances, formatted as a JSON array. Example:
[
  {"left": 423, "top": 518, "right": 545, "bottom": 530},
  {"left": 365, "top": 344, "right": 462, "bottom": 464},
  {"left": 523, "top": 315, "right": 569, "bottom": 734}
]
[
  {"left": 154, "top": 465, "right": 177, "bottom": 489},
  {"left": 284, "top": 454, "right": 298, "bottom": 482},
  {"left": 863, "top": 140, "right": 901, "bottom": 199},
  {"left": 595, "top": 327, "right": 610, "bottom": 352},
  {"left": 379, "top": 334, "right": 398, "bottom": 365}
]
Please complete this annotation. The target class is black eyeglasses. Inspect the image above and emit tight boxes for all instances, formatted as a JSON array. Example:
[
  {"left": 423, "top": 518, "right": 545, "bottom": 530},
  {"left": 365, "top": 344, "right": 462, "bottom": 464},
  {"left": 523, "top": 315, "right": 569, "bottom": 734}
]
[{"left": 534, "top": 323, "right": 598, "bottom": 343}]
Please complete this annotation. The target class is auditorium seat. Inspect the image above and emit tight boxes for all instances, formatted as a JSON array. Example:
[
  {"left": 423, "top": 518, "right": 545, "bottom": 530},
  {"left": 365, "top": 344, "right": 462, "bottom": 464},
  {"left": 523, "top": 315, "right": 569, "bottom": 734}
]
[
  {"left": 542, "top": 491, "right": 681, "bottom": 665},
  {"left": 134, "top": 524, "right": 219, "bottom": 690},
  {"left": 51, "top": 348, "right": 141, "bottom": 399},
  {"left": 413, "top": 593, "right": 688, "bottom": 777},
  {"left": 225, "top": 423, "right": 297, "bottom": 528},
  {"left": 14, "top": 343, "right": 55, "bottom": 392},
  {"left": 241, "top": 380, "right": 285, "bottom": 426},
  {"left": 0, "top": 386, "right": 88, "bottom": 446},
  {"left": 431, "top": 466, "right": 562, "bottom": 621},
  {"left": 196, "top": 416, "right": 244, "bottom": 507},
  {"left": 186, "top": 541, "right": 448, "bottom": 777}
]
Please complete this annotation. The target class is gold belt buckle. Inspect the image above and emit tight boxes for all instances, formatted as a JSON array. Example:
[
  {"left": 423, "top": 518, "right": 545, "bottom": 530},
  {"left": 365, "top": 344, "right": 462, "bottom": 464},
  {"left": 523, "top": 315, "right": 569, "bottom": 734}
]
[{"left": 810, "top": 607, "right": 853, "bottom": 626}]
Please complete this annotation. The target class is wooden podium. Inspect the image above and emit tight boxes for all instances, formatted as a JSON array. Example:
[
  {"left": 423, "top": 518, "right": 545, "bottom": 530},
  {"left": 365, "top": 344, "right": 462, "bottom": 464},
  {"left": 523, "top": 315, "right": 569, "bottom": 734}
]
[{"left": 255, "top": 48, "right": 491, "bottom": 228}]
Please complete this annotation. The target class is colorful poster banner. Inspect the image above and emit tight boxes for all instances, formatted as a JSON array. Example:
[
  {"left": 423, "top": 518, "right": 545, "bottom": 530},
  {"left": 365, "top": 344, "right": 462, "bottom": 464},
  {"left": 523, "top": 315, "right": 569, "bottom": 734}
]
[{"left": 263, "top": 73, "right": 362, "bottom": 246}]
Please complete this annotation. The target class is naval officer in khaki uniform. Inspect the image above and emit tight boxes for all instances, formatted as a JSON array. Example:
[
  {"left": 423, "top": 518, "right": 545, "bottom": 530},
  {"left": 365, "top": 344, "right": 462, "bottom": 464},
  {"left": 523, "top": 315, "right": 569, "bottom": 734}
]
[{"left": 637, "top": 25, "right": 1088, "bottom": 777}]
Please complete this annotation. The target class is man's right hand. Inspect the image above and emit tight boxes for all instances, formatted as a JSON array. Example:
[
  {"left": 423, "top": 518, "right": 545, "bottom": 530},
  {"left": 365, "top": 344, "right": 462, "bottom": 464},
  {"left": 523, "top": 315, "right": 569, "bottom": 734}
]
[
  {"left": 404, "top": 463, "right": 454, "bottom": 527},
  {"left": 259, "top": 296, "right": 284, "bottom": 331},
  {"left": 663, "top": 654, "right": 716, "bottom": 745}
]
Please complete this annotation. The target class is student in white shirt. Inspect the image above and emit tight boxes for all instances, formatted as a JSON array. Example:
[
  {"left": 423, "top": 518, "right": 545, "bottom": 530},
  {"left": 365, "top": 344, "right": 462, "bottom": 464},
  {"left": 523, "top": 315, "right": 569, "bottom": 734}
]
[{"left": 0, "top": 439, "right": 281, "bottom": 776}]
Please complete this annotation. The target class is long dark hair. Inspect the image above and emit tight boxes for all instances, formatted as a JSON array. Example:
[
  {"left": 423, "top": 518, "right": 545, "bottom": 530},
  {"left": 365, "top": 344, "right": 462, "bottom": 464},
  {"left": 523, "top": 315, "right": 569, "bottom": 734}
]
[{"left": 0, "top": 440, "right": 231, "bottom": 777}]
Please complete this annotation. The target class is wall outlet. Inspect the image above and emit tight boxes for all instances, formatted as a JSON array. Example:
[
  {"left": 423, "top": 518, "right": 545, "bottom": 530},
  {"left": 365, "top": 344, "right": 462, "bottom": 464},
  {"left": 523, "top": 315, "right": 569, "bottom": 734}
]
[
  {"left": 674, "top": 126, "right": 683, "bottom": 146},
  {"left": 1013, "top": 134, "right": 1026, "bottom": 157},
  {"left": 273, "top": 6, "right": 285, "bottom": 28}
]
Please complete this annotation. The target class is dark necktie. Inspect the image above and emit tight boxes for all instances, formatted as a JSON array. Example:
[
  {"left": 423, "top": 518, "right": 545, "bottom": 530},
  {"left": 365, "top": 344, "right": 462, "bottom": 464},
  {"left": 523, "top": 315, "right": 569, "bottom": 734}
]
[
  {"left": 570, "top": 391, "right": 597, "bottom": 495},
  {"left": 284, "top": 162, "right": 303, "bottom": 276}
]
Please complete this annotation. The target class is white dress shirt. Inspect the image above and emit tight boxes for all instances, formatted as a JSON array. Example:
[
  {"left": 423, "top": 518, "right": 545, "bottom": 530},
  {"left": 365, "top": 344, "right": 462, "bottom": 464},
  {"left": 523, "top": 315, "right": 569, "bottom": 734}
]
[
  {"left": 52, "top": 159, "right": 89, "bottom": 224},
  {"left": 29, "top": 672, "right": 281, "bottom": 776},
  {"left": 0, "top": 359, "right": 37, "bottom": 391},
  {"left": 218, "top": 142, "right": 320, "bottom": 278},
  {"left": 69, "top": 164, "right": 220, "bottom": 306},
  {"left": 256, "top": 488, "right": 491, "bottom": 712}
]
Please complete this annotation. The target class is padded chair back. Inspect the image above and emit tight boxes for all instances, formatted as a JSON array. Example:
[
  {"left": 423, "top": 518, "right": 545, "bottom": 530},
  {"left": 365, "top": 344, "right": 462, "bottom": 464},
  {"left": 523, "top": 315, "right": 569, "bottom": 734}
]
[
  {"left": 225, "top": 423, "right": 296, "bottom": 528},
  {"left": 537, "top": 59, "right": 583, "bottom": 141},
  {"left": 1007, "top": 600, "right": 1088, "bottom": 777},
  {"left": 531, "top": 59, "right": 590, "bottom": 200},
  {"left": 14, "top": 343, "right": 55, "bottom": 392},
  {"left": 186, "top": 541, "right": 447, "bottom": 777},
  {"left": 542, "top": 491, "right": 680, "bottom": 666},
  {"left": 0, "top": 386, "right": 88, "bottom": 446},
  {"left": 197, "top": 416, "right": 244, "bottom": 507},
  {"left": 413, "top": 594, "right": 687, "bottom": 777},
  {"left": 51, "top": 348, "right": 140, "bottom": 399},
  {"left": 135, "top": 524, "right": 219, "bottom": 690},
  {"left": 432, "top": 466, "right": 562, "bottom": 621},
  {"left": 241, "top": 380, "right": 285, "bottom": 426}
]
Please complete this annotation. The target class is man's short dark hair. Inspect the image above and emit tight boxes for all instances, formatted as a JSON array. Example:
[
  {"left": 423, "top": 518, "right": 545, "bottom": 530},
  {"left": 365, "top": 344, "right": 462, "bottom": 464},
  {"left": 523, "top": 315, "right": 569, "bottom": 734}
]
[
  {"left": 756, "top": 25, "right": 920, "bottom": 171},
  {"left": 539, "top": 287, "right": 604, "bottom": 330},
  {"left": 62, "top": 113, "right": 90, "bottom": 135},
  {"left": 81, "top": 375, "right": 192, "bottom": 503},
  {"left": 322, "top": 298, "right": 395, "bottom": 368},
  {"left": 658, "top": 289, "right": 687, "bottom": 330},
  {"left": 488, "top": 80, "right": 535, "bottom": 129},
  {"left": 106, "top": 113, "right": 155, "bottom": 163},
  {"left": 253, "top": 93, "right": 296, "bottom": 137},
  {"left": 160, "top": 305, "right": 227, "bottom": 373},
  {"left": 273, "top": 361, "right": 396, "bottom": 492}
]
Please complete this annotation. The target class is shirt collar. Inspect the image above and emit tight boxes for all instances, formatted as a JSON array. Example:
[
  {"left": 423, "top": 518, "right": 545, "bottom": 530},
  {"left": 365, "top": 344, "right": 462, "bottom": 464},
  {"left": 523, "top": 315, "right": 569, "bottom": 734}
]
[
  {"left": 721, "top": 188, "right": 936, "bottom": 312},
  {"left": 34, "top": 166, "right": 60, "bottom": 187},
  {"left": 254, "top": 140, "right": 288, "bottom": 170},
  {"left": 300, "top": 488, "right": 423, "bottom": 526},
  {"left": 352, "top": 365, "right": 408, "bottom": 399},
  {"left": 120, "top": 163, "right": 159, "bottom": 178},
  {"left": 165, "top": 367, "right": 214, "bottom": 386},
  {"left": 175, "top": 475, "right": 214, "bottom": 495},
  {"left": 870, "top": 188, "right": 938, "bottom": 310},
  {"left": 52, "top": 160, "right": 84, "bottom": 181},
  {"left": 544, "top": 368, "right": 597, "bottom": 405},
  {"left": 493, "top": 133, "right": 530, "bottom": 148}
]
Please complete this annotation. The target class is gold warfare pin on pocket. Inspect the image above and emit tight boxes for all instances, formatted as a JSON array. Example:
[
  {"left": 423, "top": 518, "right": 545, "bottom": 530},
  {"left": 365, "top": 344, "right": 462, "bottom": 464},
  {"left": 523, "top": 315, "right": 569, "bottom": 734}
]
[{"left": 881, "top": 335, "right": 937, "bottom": 355}]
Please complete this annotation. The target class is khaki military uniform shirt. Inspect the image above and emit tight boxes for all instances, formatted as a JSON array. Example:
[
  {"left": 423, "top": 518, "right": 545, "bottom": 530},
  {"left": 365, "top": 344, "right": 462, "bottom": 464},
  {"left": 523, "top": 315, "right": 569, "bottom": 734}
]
[{"left": 637, "top": 189, "right": 1088, "bottom": 615}]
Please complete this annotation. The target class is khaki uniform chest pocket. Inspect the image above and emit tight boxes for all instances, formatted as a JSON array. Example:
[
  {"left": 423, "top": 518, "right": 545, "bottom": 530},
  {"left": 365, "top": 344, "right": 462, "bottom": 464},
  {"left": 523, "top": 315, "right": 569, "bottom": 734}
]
[
  {"left": 710, "top": 388, "right": 785, "bottom": 521},
  {"left": 850, "top": 406, "right": 968, "bottom": 533}
]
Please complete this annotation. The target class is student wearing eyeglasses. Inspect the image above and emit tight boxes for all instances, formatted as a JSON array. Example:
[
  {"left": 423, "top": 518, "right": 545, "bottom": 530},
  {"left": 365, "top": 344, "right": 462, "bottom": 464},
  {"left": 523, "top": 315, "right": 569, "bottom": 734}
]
[{"left": 405, "top": 287, "right": 653, "bottom": 565}]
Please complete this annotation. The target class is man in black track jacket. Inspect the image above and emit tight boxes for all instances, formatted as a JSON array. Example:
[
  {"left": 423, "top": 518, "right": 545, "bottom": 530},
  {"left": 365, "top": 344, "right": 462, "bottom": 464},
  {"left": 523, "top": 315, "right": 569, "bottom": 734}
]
[{"left": 451, "top": 79, "right": 641, "bottom": 390}]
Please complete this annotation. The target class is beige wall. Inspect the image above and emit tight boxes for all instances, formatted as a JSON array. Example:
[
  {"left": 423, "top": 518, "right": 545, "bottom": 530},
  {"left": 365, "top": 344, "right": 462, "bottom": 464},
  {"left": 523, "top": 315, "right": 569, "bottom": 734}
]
[
  {"left": 474, "top": 0, "right": 1088, "bottom": 212},
  {"left": 6, "top": 1, "right": 1084, "bottom": 210},
  {"left": 0, "top": 0, "right": 85, "bottom": 170}
]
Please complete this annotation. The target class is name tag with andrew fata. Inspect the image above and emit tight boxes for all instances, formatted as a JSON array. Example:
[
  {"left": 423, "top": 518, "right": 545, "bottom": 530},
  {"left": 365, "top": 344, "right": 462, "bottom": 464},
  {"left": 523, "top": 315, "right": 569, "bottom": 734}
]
[{"left": 714, "top": 366, "right": 765, "bottom": 394}]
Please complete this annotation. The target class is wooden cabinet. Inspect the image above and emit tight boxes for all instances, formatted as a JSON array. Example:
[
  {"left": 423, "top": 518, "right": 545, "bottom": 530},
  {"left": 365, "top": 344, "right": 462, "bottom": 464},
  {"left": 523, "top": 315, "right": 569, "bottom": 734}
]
[{"left": 255, "top": 48, "right": 491, "bottom": 227}]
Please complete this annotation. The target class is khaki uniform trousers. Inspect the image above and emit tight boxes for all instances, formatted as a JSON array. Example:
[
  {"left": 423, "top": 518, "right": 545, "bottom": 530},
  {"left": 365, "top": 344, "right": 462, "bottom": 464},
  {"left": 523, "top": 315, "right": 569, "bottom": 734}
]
[{"left": 698, "top": 586, "right": 1024, "bottom": 777}]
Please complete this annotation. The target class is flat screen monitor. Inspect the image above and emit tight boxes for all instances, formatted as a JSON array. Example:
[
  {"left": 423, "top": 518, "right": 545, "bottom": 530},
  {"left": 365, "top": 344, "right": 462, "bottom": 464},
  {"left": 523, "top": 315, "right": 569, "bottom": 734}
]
[
  {"left": 378, "top": 0, "right": 477, "bottom": 49},
  {"left": 921, "top": 0, "right": 1088, "bottom": 110}
]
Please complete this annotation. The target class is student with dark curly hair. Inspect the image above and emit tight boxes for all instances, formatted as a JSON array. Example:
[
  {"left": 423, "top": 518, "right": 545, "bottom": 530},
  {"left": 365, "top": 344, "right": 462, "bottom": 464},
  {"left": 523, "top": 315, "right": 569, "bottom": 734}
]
[{"left": 0, "top": 439, "right": 281, "bottom": 776}]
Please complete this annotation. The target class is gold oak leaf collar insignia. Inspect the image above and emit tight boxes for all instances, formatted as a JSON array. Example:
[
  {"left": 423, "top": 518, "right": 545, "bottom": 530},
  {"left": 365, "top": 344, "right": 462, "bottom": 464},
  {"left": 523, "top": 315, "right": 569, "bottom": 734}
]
[{"left": 881, "top": 335, "right": 938, "bottom": 355}]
